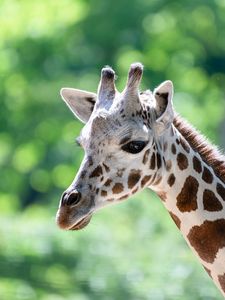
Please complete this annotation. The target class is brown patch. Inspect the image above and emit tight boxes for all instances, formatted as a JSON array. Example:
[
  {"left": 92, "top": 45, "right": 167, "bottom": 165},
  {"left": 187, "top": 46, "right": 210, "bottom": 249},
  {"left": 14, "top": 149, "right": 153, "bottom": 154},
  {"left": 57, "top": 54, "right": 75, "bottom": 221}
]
[
  {"left": 180, "top": 137, "right": 190, "bottom": 153},
  {"left": 156, "top": 153, "right": 162, "bottom": 169},
  {"left": 202, "top": 167, "right": 213, "bottom": 184},
  {"left": 118, "top": 194, "right": 129, "bottom": 201},
  {"left": 163, "top": 142, "right": 168, "bottom": 152},
  {"left": 103, "top": 163, "right": 110, "bottom": 172},
  {"left": 141, "top": 175, "right": 151, "bottom": 187},
  {"left": 96, "top": 188, "right": 99, "bottom": 194},
  {"left": 176, "top": 138, "right": 180, "bottom": 145},
  {"left": 203, "top": 189, "right": 222, "bottom": 211},
  {"left": 167, "top": 173, "right": 176, "bottom": 187},
  {"left": 187, "top": 219, "right": 225, "bottom": 263},
  {"left": 218, "top": 274, "right": 225, "bottom": 293},
  {"left": 80, "top": 170, "right": 87, "bottom": 179},
  {"left": 150, "top": 152, "right": 156, "bottom": 169},
  {"left": 169, "top": 212, "right": 181, "bottom": 229},
  {"left": 176, "top": 176, "right": 199, "bottom": 212},
  {"left": 142, "top": 149, "right": 150, "bottom": 164},
  {"left": 193, "top": 156, "right": 202, "bottom": 173},
  {"left": 171, "top": 144, "right": 176, "bottom": 155},
  {"left": 173, "top": 116, "right": 225, "bottom": 184},
  {"left": 132, "top": 186, "right": 138, "bottom": 194},
  {"left": 89, "top": 165, "right": 103, "bottom": 178},
  {"left": 128, "top": 170, "right": 141, "bottom": 188},
  {"left": 104, "top": 179, "right": 112, "bottom": 187},
  {"left": 166, "top": 160, "right": 172, "bottom": 171},
  {"left": 149, "top": 172, "right": 157, "bottom": 185},
  {"left": 116, "top": 168, "right": 125, "bottom": 177},
  {"left": 177, "top": 153, "right": 188, "bottom": 170},
  {"left": 217, "top": 183, "right": 225, "bottom": 201},
  {"left": 157, "top": 191, "right": 167, "bottom": 202},
  {"left": 204, "top": 267, "right": 212, "bottom": 278},
  {"left": 112, "top": 183, "right": 124, "bottom": 194},
  {"left": 152, "top": 176, "right": 162, "bottom": 186},
  {"left": 101, "top": 190, "right": 107, "bottom": 197}
]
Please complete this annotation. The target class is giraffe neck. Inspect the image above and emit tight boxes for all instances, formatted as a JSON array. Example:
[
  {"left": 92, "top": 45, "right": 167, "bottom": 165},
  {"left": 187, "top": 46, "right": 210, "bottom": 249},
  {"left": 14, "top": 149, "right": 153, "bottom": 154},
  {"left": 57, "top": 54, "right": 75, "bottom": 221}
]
[{"left": 149, "top": 117, "right": 225, "bottom": 297}]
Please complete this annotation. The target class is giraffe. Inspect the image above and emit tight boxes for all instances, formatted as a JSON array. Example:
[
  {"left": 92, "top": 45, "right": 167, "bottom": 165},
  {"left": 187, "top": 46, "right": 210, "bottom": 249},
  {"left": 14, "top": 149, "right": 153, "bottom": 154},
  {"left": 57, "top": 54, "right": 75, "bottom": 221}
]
[{"left": 56, "top": 63, "right": 225, "bottom": 296}]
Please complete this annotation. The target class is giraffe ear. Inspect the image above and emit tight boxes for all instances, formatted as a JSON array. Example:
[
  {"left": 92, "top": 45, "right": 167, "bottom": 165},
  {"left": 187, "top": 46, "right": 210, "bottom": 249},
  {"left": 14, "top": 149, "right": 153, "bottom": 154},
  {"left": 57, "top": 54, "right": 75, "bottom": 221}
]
[
  {"left": 60, "top": 88, "right": 97, "bottom": 123},
  {"left": 153, "top": 80, "right": 174, "bottom": 134}
]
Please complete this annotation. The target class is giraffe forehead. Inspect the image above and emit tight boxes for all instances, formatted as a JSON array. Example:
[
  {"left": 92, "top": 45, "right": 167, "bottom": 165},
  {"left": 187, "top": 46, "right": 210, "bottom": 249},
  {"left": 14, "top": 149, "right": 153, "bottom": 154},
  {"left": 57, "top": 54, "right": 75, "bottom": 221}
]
[{"left": 81, "top": 113, "right": 150, "bottom": 147}]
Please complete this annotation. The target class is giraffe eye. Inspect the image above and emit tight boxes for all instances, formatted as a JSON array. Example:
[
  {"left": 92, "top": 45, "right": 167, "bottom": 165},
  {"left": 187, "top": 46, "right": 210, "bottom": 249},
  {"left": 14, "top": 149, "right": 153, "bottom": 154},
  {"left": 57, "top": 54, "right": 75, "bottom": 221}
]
[{"left": 121, "top": 141, "right": 147, "bottom": 154}]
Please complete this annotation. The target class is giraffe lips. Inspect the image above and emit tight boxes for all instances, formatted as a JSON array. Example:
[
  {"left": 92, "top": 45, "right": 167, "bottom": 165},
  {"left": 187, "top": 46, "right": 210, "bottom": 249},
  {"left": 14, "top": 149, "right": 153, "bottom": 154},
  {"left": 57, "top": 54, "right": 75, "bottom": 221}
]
[{"left": 69, "top": 214, "right": 92, "bottom": 231}]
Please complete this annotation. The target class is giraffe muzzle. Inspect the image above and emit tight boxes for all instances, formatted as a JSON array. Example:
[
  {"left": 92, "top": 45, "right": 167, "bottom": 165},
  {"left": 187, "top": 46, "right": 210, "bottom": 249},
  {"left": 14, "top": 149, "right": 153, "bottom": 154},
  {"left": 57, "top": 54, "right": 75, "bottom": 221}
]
[{"left": 56, "top": 188, "right": 94, "bottom": 231}]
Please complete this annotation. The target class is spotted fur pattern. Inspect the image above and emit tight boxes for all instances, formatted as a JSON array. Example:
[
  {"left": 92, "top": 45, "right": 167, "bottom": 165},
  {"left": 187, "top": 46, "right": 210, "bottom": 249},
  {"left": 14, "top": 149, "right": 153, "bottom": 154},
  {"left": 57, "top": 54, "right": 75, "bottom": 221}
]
[{"left": 57, "top": 64, "right": 225, "bottom": 297}]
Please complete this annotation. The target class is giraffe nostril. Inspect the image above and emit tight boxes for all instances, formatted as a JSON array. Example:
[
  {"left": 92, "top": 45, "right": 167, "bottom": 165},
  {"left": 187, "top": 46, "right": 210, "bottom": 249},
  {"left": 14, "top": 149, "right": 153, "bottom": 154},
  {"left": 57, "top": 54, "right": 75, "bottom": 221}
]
[
  {"left": 66, "top": 191, "right": 82, "bottom": 206},
  {"left": 61, "top": 192, "right": 68, "bottom": 206}
]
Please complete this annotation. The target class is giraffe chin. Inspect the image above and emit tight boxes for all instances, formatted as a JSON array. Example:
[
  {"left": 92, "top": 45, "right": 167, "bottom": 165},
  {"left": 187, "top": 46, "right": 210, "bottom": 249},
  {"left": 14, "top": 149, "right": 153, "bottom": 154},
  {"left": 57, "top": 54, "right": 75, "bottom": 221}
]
[{"left": 69, "top": 215, "right": 92, "bottom": 231}]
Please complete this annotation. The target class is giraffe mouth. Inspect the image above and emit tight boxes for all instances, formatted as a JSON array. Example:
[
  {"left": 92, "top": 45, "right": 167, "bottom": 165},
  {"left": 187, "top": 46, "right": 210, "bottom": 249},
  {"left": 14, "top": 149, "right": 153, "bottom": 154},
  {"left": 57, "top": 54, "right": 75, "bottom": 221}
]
[{"left": 69, "top": 214, "right": 92, "bottom": 231}]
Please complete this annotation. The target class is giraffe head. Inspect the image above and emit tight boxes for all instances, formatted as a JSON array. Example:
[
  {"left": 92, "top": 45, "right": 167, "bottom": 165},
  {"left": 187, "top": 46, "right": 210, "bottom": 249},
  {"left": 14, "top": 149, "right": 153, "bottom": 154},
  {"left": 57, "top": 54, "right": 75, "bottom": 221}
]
[{"left": 56, "top": 63, "right": 174, "bottom": 230}]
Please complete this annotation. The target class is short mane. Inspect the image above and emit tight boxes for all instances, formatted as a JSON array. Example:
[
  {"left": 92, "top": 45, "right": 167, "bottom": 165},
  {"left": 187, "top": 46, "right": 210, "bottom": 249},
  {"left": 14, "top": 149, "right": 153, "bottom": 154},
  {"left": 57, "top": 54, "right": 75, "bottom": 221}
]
[{"left": 173, "top": 114, "right": 225, "bottom": 183}]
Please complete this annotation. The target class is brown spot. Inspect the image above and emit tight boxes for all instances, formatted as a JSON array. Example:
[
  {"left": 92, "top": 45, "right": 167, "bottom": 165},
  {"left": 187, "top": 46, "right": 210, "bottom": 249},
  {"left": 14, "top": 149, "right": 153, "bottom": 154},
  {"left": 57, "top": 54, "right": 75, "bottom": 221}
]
[
  {"left": 217, "top": 183, "right": 225, "bottom": 201},
  {"left": 176, "top": 176, "right": 199, "bottom": 212},
  {"left": 149, "top": 172, "right": 157, "bottom": 185},
  {"left": 128, "top": 170, "right": 141, "bottom": 189},
  {"left": 177, "top": 153, "right": 188, "bottom": 170},
  {"left": 103, "top": 163, "right": 110, "bottom": 172},
  {"left": 171, "top": 144, "right": 176, "bottom": 154},
  {"left": 104, "top": 179, "right": 112, "bottom": 187},
  {"left": 163, "top": 142, "right": 168, "bottom": 152},
  {"left": 169, "top": 212, "right": 181, "bottom": 229},
  {"left": 112, "top": 183, "right": 124, "bottom": 194},
  {"left": 89, "top": 165, "right": 103, "bottom": 178},
  {"left": 80, "top": 170, "right": 87, "bottom": 179},
  {"left": 203, "top": 189, "right": 222, "bottom": 211},
  {"left": 166, "top": 160, "right": 172, "bottom": 171},
  {"left": 96, "top": 188, "right": 99, "bottom": 194},
  {"left": 193, "top": 156, "right": 202, "bottom": 173},
  {"left": 141, "top": 175, "right": 151, "bottom": 187},
  {"left": 156, "top": 153, "right": 162, "bottom": 169},
  {"left": 167, "top": 173, "right": 176, "bottom": 187},
  {"left": 132, "top": 186, "right": 138, "bottom": 194},
  {"left": 116, "top": 168, "right": 125, "bottom": 177},
  {"left": 202, "top": 166, "right": 213, "bottom": 184},
  {"left": 218, "top": 274, "right": 225, "bottom": 293},
  {"left": 101, "top": 190, "right": 107, "bottom": 197},
  {"left": 157, "top": 191, "right": 167, "bottom": 202},
  {"left": 204, "top": 267, "right": 212, "bottom": 278},
  {"left": 142, "top": 149, "right": 150, "bottom": 164},
  {"left": 152, "top": 176, "right": 162, "bottom": 186},
  {"left": 150, "top": 152, "right": 156, "bottom": 169},
  {"left": 187, "top": 219, "right": 225, "bottom": 263},
  {"left": 118, "top": 194, "right": 129, "bottom": 201},
  {"left": 176, "top": 138, "right": 180, "bottom": 145},
  {"left": 180, "top": 137, "right": 190, "bottom": 153}
]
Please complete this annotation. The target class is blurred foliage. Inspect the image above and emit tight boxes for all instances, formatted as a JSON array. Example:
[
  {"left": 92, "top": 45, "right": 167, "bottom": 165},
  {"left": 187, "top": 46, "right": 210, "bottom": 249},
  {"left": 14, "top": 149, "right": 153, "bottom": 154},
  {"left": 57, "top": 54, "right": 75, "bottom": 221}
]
[{"left": 0, "top": 0, "right": 225, "bottom": 299}]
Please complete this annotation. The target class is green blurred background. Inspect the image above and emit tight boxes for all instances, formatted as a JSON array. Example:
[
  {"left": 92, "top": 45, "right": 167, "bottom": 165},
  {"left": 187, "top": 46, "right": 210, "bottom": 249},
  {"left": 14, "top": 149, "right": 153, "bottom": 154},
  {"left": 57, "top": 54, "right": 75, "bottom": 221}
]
[{"left": 1, "top": 0, "right": 225, "bottom": 299}]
